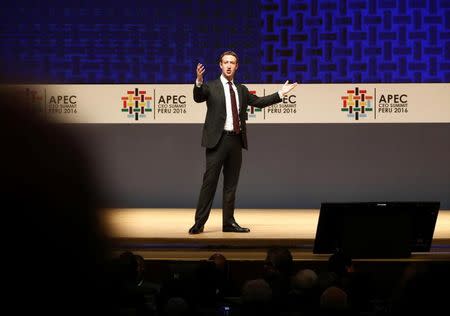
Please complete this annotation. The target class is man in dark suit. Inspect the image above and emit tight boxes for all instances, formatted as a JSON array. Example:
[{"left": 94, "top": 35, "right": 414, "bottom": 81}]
[{"left": 189, "top": 51, "right": 297, "bottom": 234}]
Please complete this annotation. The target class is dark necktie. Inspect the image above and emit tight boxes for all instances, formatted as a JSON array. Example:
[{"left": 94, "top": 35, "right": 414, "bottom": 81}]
[{"left": 227, "top": 81, "right": 240, "bottom": 133}]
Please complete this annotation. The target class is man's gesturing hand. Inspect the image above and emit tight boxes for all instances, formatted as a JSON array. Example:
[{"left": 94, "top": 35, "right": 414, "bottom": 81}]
[
  {"left": 279, "top": 80, "right": 298, "bottom": 96},
  {"left": 196, "top": 63, "right": 205, "bottom": 84}
]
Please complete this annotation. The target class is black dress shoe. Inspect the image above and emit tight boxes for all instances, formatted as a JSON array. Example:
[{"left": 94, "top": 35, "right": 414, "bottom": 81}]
[
  {"left": 188, "top": 224, "right": 204, "bottom": 234},
  {"left": 223, "top": 222, "right": 250, "bottom": 233}
]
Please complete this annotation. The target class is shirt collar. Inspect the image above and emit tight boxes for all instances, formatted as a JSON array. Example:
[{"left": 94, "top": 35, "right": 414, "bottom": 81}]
[{"left": 220, "top": 74, "right": 234, "bottom": 86}]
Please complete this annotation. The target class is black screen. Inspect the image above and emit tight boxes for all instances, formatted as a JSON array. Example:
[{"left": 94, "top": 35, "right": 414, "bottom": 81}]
[{"left": 313, "top": 201, "right": 440, "bottom": 258}]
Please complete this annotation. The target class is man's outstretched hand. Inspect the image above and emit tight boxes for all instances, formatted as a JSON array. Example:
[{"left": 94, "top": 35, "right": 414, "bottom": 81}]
[
  {"left": 196, "top": 63, "right": 205, "bottom": 84},
  {"left": 279, "top": 80, "right": 298, "bottom": 96}
]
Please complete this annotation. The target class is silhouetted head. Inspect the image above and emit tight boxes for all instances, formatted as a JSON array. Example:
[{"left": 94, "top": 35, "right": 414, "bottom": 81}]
[
  {"left": 328, "top": 250, "right": 353, "bottom": 276},
  {"left": 264, "top": 246, "right": 294, "bottom": 278}
]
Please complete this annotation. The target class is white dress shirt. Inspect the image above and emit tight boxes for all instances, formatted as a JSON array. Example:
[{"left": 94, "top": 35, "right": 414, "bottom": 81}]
[{"left": 219, "top": 75, "right": 240, "bottom": 131}]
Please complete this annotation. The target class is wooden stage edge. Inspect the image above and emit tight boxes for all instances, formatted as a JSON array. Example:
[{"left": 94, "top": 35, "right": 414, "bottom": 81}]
[{"left": 102, "top": 208, "right": 450, "bottom": 261}]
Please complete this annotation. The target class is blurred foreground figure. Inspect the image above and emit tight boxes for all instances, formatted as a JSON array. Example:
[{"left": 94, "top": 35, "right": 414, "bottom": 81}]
[{"left": 0, "top": 90, "right": 116, "bottom": 315}]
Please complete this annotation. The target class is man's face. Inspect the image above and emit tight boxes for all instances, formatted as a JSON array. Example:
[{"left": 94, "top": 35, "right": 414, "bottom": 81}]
[{"left": 220, "top": 54, "right": 238, "bottom": 80}]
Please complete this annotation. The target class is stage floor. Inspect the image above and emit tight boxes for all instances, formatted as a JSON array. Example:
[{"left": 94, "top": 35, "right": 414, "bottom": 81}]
[{"left": 102, "top": 208, "right": 450, "bottom": 261}]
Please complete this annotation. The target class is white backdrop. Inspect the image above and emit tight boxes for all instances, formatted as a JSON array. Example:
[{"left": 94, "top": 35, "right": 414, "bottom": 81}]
[{"left": 4, "top": 83, "right": 450, "bottom": 123}]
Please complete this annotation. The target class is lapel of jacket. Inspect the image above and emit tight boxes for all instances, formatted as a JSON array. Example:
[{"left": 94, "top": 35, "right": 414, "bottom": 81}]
[
  {"left": 235, "top": 82, "right": 245, "bottom": 116},
  {"left": 215, "top": 79, "right": 226, "bottom": 114}
]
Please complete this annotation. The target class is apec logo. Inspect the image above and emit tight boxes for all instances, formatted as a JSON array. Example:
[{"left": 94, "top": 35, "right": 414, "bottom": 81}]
[
  {"left": 266, "top": 94, "right": 297, "bottom": 115},
  {"left": 246, "top": 90, "right": 262, "bottom": 119},
  {"left": 48, "top": 95, "right": 78, "bottom": 114},
  {"left": 339, "top": 87, "right": 373, "bottom": 120},
  {"left": 378, "top": 94, "right": 408, "bottom": 114},
  {"left": 157, "top": 95, "right": 187, "bottom": 115},
  {"left": 24, "top": 88, "right": 45, "bottom": 113},
  {"left": 121, "top": 88, "right": 152, "bottom": 121}
]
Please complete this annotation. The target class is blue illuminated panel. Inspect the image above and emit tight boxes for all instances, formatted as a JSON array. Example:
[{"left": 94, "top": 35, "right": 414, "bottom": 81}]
[
  {"left": 261, "top": 0, "right": 450, "bottom": 83},
  {"left": 0, "top": 1, "right": 448, "bottom": 83}
]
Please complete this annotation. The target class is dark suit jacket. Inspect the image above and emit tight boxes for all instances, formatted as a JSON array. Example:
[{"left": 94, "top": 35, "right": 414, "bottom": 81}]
[{"left": 193, "top": 78, "right": 282, "bottom": 150}]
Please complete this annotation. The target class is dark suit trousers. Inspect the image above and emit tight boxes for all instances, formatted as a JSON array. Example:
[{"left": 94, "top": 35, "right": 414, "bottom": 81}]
[{"left": 194, "top": 133, "right": 242, "bottom": 227}]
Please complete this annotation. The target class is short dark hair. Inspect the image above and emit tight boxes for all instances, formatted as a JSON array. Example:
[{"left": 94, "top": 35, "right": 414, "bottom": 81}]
[
  {"left": 219, "top": 51, "right": 239, "bottom": 64},
  {"left": 265, "top": 247, "right": 293, "bottom": 276},
  {"left": 328, "top": 250, "right": 352, "bottom": 276}
]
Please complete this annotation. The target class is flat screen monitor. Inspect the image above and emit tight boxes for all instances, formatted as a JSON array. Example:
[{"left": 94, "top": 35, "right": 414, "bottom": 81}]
[{"left": 313, "top": 201, "right": 440, "bottom": 258}]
